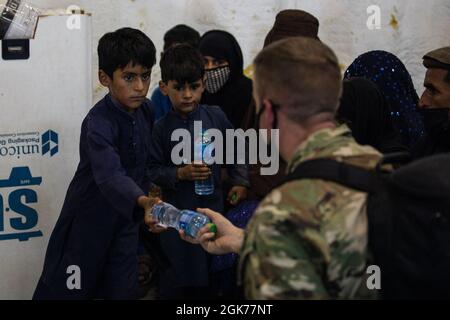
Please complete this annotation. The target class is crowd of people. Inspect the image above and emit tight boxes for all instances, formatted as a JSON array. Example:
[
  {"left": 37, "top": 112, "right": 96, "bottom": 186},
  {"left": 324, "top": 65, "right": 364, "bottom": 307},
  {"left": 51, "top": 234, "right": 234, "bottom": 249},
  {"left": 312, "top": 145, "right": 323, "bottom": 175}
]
[{"left": 32, "top": 9, "right": 450, "bottom": 300}]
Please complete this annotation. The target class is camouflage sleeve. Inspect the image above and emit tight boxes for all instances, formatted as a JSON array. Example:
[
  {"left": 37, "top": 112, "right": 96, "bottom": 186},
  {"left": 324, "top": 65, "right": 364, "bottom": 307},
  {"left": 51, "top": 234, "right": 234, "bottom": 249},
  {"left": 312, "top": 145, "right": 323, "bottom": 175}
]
[{"left": 241, "top": 190, "right": 331, "bottom": 300}]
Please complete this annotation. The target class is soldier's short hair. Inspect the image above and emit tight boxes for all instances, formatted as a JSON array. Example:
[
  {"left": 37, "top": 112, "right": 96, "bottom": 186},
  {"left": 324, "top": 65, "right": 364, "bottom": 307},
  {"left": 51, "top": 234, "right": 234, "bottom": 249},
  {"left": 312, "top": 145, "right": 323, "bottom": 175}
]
[{"left": 254, "top": 37, "right": 342, "bottom": 125}]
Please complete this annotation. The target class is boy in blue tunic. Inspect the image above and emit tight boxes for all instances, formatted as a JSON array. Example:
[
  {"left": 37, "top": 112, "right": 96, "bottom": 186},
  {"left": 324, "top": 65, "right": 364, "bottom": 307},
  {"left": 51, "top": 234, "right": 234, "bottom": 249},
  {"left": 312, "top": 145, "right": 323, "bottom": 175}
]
[
  {"left": 147, "top": 44, "right": 249, "bottom": 299},
  {"left": 151, "top": 24, "right": 201, "bottom": 121},
  {"left": 33, "top": 28, "right": 157, "bottom": 300}
]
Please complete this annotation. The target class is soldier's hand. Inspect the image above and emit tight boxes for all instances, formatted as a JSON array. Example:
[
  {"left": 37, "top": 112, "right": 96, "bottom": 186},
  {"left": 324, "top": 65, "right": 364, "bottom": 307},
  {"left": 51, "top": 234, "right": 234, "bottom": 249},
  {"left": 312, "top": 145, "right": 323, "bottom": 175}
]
[
  {"left": 179, "top": 229, "right": 200, "bottom": 244},
  {"left": 177, "top": 163, "right": 211, "bottom": 181},
  {"left": 179, "top": 208, "right": 245, "bottom": 255}
]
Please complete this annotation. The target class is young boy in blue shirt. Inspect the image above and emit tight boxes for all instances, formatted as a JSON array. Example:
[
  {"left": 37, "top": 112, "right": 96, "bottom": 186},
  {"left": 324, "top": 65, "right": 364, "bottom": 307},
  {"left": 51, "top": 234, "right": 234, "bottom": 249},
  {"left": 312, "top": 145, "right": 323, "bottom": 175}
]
[
  {"left": 33, "top": 28, "right": 157, "bottom": 300},
  {"left": 148, "top": 44, "right": 249, "bottom": 299},
  {"left": 151, "top": 24, "right": 201, "bottom": 121}
]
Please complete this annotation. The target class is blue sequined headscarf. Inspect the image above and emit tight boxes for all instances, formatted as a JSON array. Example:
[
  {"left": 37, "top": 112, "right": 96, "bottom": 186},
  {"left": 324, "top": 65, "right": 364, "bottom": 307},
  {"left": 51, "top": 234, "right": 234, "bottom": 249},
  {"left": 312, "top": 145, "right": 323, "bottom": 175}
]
[{"left": 344, "top": 50, "right": 424, "bottom": 148}]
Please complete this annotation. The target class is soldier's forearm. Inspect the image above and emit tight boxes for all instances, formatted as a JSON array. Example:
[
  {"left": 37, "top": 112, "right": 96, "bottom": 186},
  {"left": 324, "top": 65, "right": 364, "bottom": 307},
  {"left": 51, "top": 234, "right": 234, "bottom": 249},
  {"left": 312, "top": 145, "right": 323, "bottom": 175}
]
[{"left": 229, "top": 227, "right": 246, "bottom": 254}]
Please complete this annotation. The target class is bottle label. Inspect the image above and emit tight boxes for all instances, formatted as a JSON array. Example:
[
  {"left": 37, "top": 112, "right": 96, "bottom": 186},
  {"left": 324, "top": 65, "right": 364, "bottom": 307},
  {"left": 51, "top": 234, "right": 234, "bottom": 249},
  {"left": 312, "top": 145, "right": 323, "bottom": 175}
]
[{"left": 179, "top": 210, "right": 195, "bottom": 231}]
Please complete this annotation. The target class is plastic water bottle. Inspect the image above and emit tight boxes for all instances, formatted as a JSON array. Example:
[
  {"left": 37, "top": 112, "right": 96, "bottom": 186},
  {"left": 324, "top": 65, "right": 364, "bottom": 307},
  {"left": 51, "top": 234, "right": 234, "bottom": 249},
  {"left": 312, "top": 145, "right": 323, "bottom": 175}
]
[
  {"left": 151, "top": 202, "right": 216, "bottom": 238},
  {"left": 194, "top": 130, "right": 214, "bottom": 196}
]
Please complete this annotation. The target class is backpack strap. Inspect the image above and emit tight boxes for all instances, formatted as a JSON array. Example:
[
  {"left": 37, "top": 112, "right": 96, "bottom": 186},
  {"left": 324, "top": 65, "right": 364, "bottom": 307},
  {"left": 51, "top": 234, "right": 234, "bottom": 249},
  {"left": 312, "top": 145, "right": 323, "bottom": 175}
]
[{"left": 282, "top": 158, "right": 380, "bottom": 193}]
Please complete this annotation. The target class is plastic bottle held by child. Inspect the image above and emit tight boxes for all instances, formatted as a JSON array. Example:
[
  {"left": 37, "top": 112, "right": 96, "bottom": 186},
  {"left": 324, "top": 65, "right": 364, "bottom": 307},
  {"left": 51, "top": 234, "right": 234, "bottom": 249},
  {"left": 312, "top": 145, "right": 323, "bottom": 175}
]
[
  {"left": 151, "top": 202, "right": 216, "bottom": 238},
  {"left": 194, "top": 130, "right": 214, "bottom": 195}
]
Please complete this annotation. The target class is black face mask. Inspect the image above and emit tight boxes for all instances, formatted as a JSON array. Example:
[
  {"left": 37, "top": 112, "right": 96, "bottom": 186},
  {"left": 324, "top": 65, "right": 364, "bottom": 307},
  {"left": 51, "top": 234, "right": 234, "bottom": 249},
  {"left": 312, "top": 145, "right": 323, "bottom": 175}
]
[{"left": 419, "top": 107, "right": 450, "bottom": 137}]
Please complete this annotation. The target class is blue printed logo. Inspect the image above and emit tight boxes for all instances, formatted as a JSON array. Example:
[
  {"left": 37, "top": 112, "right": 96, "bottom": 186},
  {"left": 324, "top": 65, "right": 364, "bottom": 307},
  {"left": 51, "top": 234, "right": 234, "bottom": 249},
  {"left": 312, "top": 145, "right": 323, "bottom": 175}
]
[
  {"left": 42, "top": 130, "right": 58, "bottom": 157},
  {"left": 0, "top": 129, "right": 59, "bottom": 159},
  {"left": 0, "top": 167, "right": 43, "bottom": 242}
]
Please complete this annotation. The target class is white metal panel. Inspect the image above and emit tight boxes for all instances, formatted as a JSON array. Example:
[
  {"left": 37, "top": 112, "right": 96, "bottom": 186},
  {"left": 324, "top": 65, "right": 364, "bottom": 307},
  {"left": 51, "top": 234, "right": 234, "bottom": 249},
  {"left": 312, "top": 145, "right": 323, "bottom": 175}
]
[{"left": 0, "top": 14, "right": 92, "bottom": 300}]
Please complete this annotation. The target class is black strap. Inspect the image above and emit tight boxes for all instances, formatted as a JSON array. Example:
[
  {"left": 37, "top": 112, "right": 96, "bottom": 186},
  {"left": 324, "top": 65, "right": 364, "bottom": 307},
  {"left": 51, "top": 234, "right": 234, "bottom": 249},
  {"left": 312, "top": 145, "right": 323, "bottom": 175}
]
[{"left": 282, "top": 158, "right": 381, "bottom": 193}]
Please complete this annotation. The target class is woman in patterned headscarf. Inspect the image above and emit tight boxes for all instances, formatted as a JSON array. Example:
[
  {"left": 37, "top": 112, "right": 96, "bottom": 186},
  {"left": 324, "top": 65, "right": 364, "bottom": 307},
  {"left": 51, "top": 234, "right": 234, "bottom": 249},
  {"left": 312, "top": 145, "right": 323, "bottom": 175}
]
[{"left": 344, "top": 50, "right": 424, "bottom": 148}]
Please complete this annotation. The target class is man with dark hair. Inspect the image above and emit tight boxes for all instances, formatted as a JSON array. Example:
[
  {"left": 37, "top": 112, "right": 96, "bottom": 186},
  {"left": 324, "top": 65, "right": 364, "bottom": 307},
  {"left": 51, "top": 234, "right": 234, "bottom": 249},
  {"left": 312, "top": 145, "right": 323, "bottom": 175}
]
[
  {"left": 413, "top": 46, "right": 450, "bottom": 158},
  {"left": 151, "top": 24, "right": 201, "bottom": 121},
  {"left": 33, "top": 28, "right": 157, "bottom": 300},
  {"left": 180, "top": 37, "right": 381, "bottom": 300}
]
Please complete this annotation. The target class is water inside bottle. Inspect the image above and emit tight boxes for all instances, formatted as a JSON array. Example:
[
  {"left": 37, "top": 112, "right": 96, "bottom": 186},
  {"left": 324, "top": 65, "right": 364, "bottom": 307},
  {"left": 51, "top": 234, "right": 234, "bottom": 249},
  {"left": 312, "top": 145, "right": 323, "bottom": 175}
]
[
  {"left": 195, "top": 175, "right": 214, "bottom": 195},
  {"left": 194, "top": 130, "right": 214, "bottom": 196},
  {"left": 179, "top": 210, "right": 211, "bottom": 238},
  {"left": 152, "top": 202, "right": 179, "bottom": 228}
]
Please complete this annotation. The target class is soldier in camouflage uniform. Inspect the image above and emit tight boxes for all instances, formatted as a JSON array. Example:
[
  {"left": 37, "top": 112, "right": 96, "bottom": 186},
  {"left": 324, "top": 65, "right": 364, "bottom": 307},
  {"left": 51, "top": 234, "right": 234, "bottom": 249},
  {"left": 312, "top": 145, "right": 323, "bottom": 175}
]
[
  {"left": 179, "top": 37, "right": 381, "bottom": 299},
  {"left": 239, "top": 125, "right": 380, "bottom": 299}
]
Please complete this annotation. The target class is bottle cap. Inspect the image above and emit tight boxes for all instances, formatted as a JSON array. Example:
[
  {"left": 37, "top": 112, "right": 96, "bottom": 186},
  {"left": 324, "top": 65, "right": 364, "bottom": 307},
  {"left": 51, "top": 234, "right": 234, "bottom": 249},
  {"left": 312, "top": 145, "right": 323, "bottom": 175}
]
[{"left": 208, "top": 223, "right": 217, "bottom": 234}]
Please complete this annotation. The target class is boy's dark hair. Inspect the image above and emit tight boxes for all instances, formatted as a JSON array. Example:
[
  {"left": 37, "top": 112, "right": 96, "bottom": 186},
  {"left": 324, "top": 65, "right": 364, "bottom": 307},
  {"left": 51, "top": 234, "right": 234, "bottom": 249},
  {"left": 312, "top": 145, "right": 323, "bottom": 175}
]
[
  {"left": 98, "top": 27, "right": 156, "bottom": 78},
  {"left": 160, "top": 44, "right": 205, "bottom": 84},
  {"left": 163, "top": 24, "right": 200, "bottom": 51}
]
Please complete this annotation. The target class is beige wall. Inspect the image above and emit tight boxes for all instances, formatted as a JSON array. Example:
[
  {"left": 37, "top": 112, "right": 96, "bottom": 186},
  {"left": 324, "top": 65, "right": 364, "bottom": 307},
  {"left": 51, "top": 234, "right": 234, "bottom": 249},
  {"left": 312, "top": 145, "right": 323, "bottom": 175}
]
[{"left": 30, "top": 0, "right": 450, "bottom": 101}]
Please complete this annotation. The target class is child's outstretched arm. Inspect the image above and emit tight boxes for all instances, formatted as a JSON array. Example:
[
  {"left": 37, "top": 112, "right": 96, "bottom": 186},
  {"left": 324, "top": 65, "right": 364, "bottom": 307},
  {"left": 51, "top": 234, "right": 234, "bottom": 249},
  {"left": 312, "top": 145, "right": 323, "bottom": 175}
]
[{"left": 86, "top": 115, "right": 147, "bottom": 218}]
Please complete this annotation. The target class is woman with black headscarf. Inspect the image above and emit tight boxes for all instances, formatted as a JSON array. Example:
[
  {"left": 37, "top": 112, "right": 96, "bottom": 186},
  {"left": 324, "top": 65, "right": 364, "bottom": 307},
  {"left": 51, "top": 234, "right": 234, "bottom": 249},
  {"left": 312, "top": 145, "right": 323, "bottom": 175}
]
[
  {"left": 338, "top": 77, "right": 408, "bottom": 154},
  {"left": 199, "top": 30, "right": 253, "bottom": 130}
]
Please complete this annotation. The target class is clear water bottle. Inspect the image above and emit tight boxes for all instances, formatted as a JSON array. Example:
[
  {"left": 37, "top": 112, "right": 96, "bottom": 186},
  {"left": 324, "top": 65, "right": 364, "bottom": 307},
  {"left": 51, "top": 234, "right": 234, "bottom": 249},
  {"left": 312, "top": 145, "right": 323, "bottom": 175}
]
[
  {"left": 194, "top": 130, "right": 214, "bottom": 196},
  {"left": 151, "top": 202, "right": 216, "bottom": 238}
]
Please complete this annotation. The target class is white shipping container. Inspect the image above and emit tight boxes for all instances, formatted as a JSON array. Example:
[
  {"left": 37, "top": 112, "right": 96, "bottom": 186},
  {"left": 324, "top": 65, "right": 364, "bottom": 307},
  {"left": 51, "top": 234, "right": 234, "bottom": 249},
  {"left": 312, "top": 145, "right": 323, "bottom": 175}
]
[{"left": 0, "top": 13, "right": 92, "bottom": 300}]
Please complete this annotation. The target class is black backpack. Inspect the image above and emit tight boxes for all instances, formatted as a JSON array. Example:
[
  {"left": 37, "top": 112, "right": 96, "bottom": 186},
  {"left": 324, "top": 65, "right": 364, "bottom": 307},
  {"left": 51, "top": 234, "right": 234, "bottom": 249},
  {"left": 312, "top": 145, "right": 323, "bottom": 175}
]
[{"left": 282, "top": 153, "right": 450, "bottom": 299}]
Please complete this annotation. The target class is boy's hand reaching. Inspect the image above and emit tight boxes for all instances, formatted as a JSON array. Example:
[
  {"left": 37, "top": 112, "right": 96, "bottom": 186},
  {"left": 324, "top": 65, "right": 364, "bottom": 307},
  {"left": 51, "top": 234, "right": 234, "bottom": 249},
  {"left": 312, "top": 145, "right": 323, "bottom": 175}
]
[
  {"left": 146, "top": 217, "right": 168, "bottom": 234},
  {"left": 227, "top": 186, "right": 248, "bottom": 206},
  {"left": 177, "top": 163, "right": 211, "bottom": 181},
  {"left": 179, "top": 208, "right": 245, "bottom": 255},
  {"left": 140, "top": 195, "right": 168, "bottom": 234}
]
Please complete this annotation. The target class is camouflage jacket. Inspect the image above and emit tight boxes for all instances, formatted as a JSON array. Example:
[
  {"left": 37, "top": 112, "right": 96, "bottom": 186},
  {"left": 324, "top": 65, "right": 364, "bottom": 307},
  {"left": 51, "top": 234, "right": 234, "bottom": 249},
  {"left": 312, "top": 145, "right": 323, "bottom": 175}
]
[{"left": 238, "top": 125, "right": 381, "bottom": 300}]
